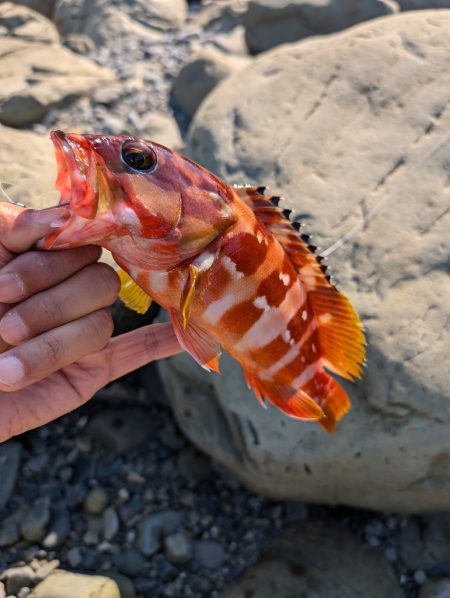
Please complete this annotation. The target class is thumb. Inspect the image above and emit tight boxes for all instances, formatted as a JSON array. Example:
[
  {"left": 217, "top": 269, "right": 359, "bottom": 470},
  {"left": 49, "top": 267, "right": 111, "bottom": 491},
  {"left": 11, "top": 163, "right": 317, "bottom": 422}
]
[{"left": 0, "top": 202, "right": 70, "bottom": 255}]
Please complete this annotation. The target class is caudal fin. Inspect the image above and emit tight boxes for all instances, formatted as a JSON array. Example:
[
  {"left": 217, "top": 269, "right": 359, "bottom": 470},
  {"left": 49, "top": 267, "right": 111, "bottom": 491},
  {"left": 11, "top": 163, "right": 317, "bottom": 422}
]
[{"left": 244, "top": 367, "right": 350, "bottom": 432}]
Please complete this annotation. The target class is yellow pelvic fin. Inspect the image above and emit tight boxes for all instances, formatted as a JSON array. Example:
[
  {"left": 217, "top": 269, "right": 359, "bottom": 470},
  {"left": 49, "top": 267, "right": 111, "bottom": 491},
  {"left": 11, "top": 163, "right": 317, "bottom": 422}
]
[
  {"left": 180, "top": 264, "right": 201, "bottom": 329},
  {"left": 118, "top": 268, "right": 152, "bottom": 315}
]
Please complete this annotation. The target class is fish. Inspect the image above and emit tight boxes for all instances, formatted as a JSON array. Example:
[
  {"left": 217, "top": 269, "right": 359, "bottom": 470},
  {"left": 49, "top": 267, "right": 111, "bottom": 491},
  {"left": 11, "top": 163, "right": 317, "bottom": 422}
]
[{"left": 40, "top": 130, "right": 365, "bottom": 431}]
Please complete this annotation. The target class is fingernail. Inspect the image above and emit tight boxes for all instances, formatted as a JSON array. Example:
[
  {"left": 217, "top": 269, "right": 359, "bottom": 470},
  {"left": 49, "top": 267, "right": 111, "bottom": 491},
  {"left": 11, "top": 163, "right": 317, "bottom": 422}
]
[
  {"left": 0, "top": 355, "right": 24, "bottom": 386},
  {"left": 0, "top": 312, "right": 28, "bottom": 344},
  {"left": 0, "top": 273, "right": 25, "bottom": 302}
]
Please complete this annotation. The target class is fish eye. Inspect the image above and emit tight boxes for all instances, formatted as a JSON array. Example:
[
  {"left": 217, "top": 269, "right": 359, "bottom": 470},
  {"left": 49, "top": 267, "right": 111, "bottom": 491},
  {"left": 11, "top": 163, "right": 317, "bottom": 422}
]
[{"left": 121, "top": 140, "right": 157, "bottom": 173}]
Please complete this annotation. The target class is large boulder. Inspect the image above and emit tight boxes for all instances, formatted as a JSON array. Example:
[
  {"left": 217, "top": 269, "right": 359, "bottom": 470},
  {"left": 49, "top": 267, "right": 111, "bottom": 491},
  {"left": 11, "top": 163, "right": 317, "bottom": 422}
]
[
  {"left": 0, "top": 125, "right": 57, "bottom": 207},
  {"left": 0, "top": 2, "right": 59, "bottom": 43},
  {"left": 158, "top": 11, "right": 450, "bottom": 512},
  {"left": 0, "top": 0, "right": 57, "bottom": 18},
  {"left": 220, "top": 521, "right": 402, "bottom": 597},
  {"left": 243, "top": 0, "right": 398, "bottom": 54},
  {"left": 171, "top": 46, "right": 250, "bottom": 120},
  {"left": 0, "top": 34, "right": 113, "bottom": 127},
  {"left": 53, "top": 0, "right": 186, "bottom": 43}
]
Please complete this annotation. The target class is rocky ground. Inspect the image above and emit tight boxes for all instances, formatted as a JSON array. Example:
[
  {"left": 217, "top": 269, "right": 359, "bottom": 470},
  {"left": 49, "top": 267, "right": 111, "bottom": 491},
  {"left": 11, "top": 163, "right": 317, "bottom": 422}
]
[{"left": 0, "top": 1, "right": 450, "bottom": 597}]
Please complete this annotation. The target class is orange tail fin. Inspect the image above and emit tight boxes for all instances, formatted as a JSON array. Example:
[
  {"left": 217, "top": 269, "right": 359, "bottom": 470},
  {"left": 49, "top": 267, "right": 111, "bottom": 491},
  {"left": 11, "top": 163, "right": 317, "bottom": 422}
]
[{"left": 244, "top": 367, "right": 350, "bottom": 432}]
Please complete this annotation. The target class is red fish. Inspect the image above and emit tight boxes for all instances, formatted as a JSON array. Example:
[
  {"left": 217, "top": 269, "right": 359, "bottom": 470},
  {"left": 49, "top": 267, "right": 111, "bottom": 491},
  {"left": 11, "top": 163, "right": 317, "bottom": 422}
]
[{"left": 41, "top": 131, "right": 365, "bottom": 431}]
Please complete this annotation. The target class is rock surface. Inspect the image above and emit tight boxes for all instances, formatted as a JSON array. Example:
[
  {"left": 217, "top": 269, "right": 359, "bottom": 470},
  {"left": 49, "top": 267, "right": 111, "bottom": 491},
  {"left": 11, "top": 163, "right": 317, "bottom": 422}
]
[
  {"left": 172, "top": 46, "right": 250, "bottom": 120},
  {"left": 0, "top": 442, "right": 21, "bottom": 513},
  {"left": 2, "top": 0, "right": 57, "bottom": 18},
  {"left": 221, "top": 521, "right": 403, "bottom": 597},
  {"left": 32, "top": 570, "right": 121, "bottom": 598},
  {"left": 0, "top": 124, "right": 57, "bottom": 207},
  {"left": 0, "top": 30, "right": 113, "bottom": 127},
  {"left": 160, "top": 10, "right": 450, "bottom": 512},
  {"left": 0, "top": 2, "right": 59, "bottom": 43},
  {"left": 244, "top": 0, "right": 398, "bottom": 54}
]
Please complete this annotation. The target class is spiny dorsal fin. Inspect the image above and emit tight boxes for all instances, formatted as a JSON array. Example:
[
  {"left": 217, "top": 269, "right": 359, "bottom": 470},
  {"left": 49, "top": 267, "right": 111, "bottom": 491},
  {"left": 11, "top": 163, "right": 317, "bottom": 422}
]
[{"left": 234, "top": 185, "right": 366, "bottom": 381}]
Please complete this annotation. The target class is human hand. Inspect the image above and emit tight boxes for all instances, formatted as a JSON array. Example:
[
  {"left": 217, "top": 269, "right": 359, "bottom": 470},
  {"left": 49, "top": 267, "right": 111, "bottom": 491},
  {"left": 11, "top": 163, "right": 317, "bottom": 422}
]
[{"left": 0, "top": 202, "right": 182, "bottom": 443}]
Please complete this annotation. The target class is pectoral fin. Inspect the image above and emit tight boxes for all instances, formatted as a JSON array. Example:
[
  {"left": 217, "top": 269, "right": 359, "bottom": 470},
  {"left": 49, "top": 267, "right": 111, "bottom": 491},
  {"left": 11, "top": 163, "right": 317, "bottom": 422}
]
[
  {"left": 169, "top": 308, "right": 221, "bottom": 373},
  {"left": 118, "top": 268, "right": 152, "bottom": 314},
  {"left": 180, "top": 264, "right": 201, "bottom": 328}
]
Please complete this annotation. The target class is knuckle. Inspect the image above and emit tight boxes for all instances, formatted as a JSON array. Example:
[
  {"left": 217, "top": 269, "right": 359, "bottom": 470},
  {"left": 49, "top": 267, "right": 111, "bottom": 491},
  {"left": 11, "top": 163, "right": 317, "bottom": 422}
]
[
  {"left": 89, "top": 309, "right": 113, "bottom": 345},
  {"left": 41, "top": 333, "right": 63, "bottom": 366}
]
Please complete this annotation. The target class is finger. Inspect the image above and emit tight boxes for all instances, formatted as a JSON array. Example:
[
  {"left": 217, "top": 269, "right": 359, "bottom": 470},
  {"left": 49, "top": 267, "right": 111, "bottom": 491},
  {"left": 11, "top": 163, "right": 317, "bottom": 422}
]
[
  {"left": 102, "top": 322, "right": 183, "bottom": 383},
  {"left": 0, "top": 309, "right": 113, "bottom": 391},
  {"left": 0, "top": 245, "right": 101, "bottom": 304},
  {"left": 0, "top": 263, "right": 119, "bottom": 345},
  {"left": 0, "top": 202, "right": 70, "bottom": 254}
]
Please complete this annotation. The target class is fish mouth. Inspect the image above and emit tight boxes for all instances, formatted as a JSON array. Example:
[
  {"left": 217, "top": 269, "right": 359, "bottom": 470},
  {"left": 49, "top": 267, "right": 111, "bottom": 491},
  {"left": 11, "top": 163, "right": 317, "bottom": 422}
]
[
  {"left": 38, "top": 131, "right": 115, "bottom": 249},
  {"left": 51, "top": 130, "right": 100, "bottom": 220}
]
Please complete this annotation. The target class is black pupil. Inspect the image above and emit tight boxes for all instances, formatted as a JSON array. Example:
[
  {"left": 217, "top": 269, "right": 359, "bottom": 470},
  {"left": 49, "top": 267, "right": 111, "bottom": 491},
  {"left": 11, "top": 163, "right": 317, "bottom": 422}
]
[{"left": 122, "top": 144, "right": 155, "bottom": 171}]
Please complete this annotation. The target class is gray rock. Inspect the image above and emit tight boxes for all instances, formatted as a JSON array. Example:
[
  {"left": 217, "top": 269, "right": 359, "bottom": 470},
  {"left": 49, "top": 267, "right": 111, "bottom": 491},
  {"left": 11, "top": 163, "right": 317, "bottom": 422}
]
[
  {"left": 103, "top": 507, "right": 120, "bottom": 541},
  {"left": 86, "top": 408, "right": 153, "bottom": 454},
  {"left": 113, "top": 549, "right": 146, "bottom": 577},
  {"left": 164, "top": 532, "right": 193, "bottom": 564},
  {"left": 397, "top": 0, "right": 450, "bottom": 7},
  {"left": 140, "top": 113, "right": 183, "bottom": 150},
  {"left": 0, "top": 442, "right": 21, "bottom": 513},
  {"left": 0, "top": 2, "right": 59, "bottom": 44},
  {"left": 21, "top": 498, "right": 50, "bottom": 542},
  {"left": 25, "top": 453, "right": 49, "bottom": 475},
  {"left": 0, "top": 36, "right": 113, "bottom": 127},
  {"left": 85, "top": 487, "right": 109, "bottom": 515},
  {"left": 159, "top": 10, "right": 450, "bottom": 512},
  {"left": 3, "top": 566, "right": 36, "bottom": 596},
  {"left": 172, "top": 46, "right": 249, "bottom": 120},
  {"left": 220, "top": 521, "right": 402, "bottom": 597},
  {"left": 4, "top": 0, "right": 57, "bottom": 18},
  {"left": 244, "top": 0, "right": 397, "bottom": 54},
  {"left": 400, "top": 515, "right": 450, "bottom": 570},
  {"left": 0, "top": 519, "right": 20, "bottom": 547},
  {"left": 194, "top": 540, "right": 225, "bottom": 569},
  {"left": 137, "top": 511, "right": 185, "bottom": 556},
  {"left": 32, "top": 570, "right": 121, "bottom": 598},
  {"left": 67, "top": 546, "right": 83, "bottom": 568},
  {"left": 43, "top": 511, "right": 70, "bottom": 549},
  {"left": 53, "top": 1, "right": 166, "bottom": 46},
  {"left": 420, "top": 579, "right": 450, "bottom": 598}
]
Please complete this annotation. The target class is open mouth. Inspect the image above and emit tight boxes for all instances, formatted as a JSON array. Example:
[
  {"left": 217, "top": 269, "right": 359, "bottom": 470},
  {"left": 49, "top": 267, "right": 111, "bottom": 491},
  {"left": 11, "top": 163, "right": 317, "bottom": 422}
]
[{"left": 51, "top": 130, "right": 99, "bottom": 219}]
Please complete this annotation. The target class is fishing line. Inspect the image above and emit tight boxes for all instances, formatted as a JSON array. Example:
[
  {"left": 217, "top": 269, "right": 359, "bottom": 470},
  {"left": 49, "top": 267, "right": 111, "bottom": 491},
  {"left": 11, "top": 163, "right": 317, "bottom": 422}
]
[
  {"left": 0, "top": 181, "right": 64, "bottom": 210},
  {"left": 321, "top": 131, "right": 450, "bottom": 257}
]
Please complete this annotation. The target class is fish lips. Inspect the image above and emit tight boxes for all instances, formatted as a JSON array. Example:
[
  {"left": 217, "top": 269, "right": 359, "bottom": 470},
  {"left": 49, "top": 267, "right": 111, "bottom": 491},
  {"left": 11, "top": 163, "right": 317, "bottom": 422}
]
[{"left": 51, "top": 130, "right": 100, "bottom": 220}]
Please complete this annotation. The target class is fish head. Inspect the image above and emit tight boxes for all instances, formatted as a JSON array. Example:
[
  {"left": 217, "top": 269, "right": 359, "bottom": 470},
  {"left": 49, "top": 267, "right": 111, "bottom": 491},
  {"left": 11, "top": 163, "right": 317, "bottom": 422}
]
[{"left": 41, "top": 131, "right": 236, "bottom": 268}]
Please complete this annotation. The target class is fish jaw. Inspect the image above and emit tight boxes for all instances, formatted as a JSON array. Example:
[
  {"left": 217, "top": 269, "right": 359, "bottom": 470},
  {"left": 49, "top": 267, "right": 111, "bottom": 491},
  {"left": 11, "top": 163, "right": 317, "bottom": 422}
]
[{"left": 40, "top": 131, "right": 126, "bottom": 249}]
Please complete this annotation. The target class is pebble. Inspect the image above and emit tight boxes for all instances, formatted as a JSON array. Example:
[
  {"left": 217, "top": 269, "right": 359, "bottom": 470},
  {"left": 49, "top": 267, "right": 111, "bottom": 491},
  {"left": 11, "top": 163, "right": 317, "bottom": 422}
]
[
  {"left": 414, "top": 570, "right": 428, "bottom": 585},
  {"left": 21, "top": 498, "right": 51, "bottom": 542},
  {"left": 24, "top": 454, "right": 49, "bottom": 475},
  {"left": 2, "top": 566, "right": 36, "bottom": 596},
  {"left": 103, "top": 507, "right": 120, "bottom": 541},
  {"left": 42, "top": 511, "right": 70, "bottom": 549},
  {"left": 137, "top": 511, "right": 185, "bottom": 556},
  {"left": 114, "top": 548, "right": 146, "bottom": 577},
  {"left": 164, "top": 532, "right": 193, "bottom": 564},
  {"left": 67, "top": 546, "right": 83, "bottom": 568},
  {"left": 194, "top": 540, "right": 225, "bottom": 569},
  {"left": 83, "top": 530, "right": 99, "bottom": 546},
  {"left": 84, "top": 486, "right": 109, "bottom": 515}
]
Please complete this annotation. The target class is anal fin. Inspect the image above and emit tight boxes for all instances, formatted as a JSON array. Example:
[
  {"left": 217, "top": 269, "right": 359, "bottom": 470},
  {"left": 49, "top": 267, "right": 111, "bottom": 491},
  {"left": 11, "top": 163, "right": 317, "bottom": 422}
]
[
  {"left": 243, "top": 367, "right": 325, "bottom": 421},
  {"left": 169, "top": 309, "right": 221, "bottom": 373}
]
